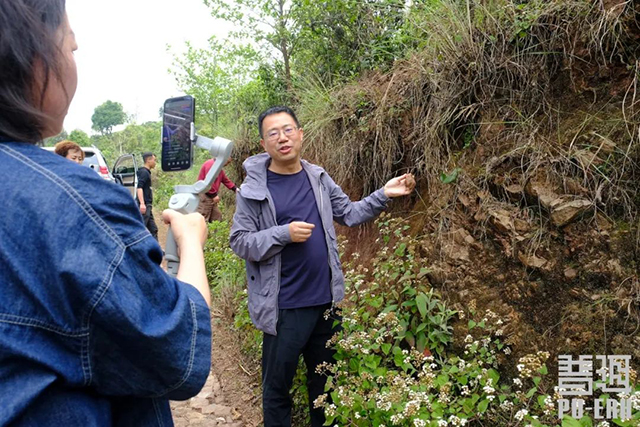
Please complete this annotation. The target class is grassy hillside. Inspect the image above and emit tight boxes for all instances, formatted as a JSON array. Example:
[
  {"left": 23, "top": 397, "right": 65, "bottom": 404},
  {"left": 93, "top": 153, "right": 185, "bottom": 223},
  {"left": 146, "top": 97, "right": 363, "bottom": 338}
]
[{"left": 204, "top": 1, "right": 640, "bottom": 425}]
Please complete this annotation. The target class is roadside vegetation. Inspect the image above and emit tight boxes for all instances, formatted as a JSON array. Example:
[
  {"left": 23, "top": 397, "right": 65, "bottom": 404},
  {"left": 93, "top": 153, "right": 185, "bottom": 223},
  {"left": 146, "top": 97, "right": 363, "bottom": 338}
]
[{"left": 54, "top": 0, "right": 640, "bottom": 425}]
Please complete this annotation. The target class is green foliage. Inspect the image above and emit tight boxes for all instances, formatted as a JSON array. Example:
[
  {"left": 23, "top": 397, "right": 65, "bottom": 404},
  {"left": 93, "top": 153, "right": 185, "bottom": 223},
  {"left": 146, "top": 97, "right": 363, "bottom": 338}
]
[
  {"left": 152, "top": 166, "right": 201, "bottom": 210},
  {"left": 68, "top": 129, "right": 90, "bottom": 146},
  {"left": 91, "top": 100, "right": 127, "bottom": 135},
  {"left": 89, "top": 120, "right": 197, "bottom": 211},
  {"left": 202, "top": 220, "right": 261, "bottom": 359},
  {"left": 171, "top": 37, "right": 286, "bottom": 152},
  {"left": 202, "top": 0, "right": 411, "bottom": 89},
  {"left": 203, "top": 220, "right": 245, "bottom": 291},
  {"left": 203, "top": 0, "right": 299, "bottom": 90},
  {"left": 314, "top": 216, "right": 640, "bottom": 426},
  {"left": 42, "top": 130, "right": 68, "bottom": 147},
  {"left": 290, "top": 360, "right": 311, "bottom": 426},
  {"left": 440, "top": 168, "right": 462, "bottom": 184},
  {"left": 294, "top": 0, "right": 411, "bottom": 81},
  {"left": 92, "top": 120, "right": 163, "bottom": 183}
]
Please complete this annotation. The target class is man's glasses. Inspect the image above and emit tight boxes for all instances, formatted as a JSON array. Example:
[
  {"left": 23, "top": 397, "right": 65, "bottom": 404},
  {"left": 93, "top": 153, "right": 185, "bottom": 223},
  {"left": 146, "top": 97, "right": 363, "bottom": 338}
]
[{"left": 265, "top": 126, "right": 298, "bottom": 142}]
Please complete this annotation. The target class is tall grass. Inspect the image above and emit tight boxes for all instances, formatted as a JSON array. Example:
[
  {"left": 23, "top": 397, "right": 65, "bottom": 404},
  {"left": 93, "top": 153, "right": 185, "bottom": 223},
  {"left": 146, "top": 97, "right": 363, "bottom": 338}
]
[{"left": 292, "top": 0, "right": 638, "bottom": 203}]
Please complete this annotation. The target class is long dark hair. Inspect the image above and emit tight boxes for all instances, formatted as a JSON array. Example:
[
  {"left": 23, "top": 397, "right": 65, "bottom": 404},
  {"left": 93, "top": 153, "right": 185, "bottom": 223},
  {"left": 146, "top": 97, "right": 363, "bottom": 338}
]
[{"left": 0, "top": 0, "right": 67, "bottom": 143}]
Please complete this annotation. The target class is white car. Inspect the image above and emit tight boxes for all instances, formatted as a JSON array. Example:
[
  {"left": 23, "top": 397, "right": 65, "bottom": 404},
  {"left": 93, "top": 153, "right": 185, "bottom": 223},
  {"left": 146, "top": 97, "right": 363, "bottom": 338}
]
[{"left": 42, "top": 145, "right": 138, "bottom": 198}]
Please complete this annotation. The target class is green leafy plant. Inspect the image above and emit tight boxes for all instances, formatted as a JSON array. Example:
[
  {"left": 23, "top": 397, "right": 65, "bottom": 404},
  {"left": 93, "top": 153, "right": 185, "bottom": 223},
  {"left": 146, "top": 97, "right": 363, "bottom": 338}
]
[
  {"left": 314, "top": 216, "right": 640, "bottom": 426},
  {"left": 440, "top": 168, "right": 462, "bottom": 184}
]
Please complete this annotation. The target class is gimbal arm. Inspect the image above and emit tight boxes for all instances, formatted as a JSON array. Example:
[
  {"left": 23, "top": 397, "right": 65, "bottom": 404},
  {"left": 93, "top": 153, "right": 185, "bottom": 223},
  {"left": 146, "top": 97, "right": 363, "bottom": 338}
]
[{"left": 164, "top": 123, "right": 233, "bottom": 277}]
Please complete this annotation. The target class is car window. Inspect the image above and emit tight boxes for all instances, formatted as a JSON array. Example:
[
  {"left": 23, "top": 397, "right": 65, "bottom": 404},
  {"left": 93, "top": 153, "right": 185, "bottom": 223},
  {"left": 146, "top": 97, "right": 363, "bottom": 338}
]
[{"left": 82, "top": 152, "right": 99, "bottom": 167}]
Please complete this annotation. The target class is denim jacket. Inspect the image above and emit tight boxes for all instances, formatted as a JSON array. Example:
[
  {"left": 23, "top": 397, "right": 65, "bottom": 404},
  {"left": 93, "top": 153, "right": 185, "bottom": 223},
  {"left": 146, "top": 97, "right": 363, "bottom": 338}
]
[
  {"left": 229, "top": 153, "right": 389, "bottom": 335},
  {"left": 0, "top": 142, "right": 212, "bottom": 426}
]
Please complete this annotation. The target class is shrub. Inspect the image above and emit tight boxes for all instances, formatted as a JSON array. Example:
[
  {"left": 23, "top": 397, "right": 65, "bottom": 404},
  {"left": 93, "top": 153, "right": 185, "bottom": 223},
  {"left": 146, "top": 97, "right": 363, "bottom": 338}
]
[{"left": 315, "top": 216, "right": 640, "bottom": 426}]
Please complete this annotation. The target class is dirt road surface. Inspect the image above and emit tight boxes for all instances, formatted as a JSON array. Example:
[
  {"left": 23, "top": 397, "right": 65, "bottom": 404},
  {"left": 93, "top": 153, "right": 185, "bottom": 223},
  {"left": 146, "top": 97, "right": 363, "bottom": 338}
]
[{"left": 155, "top": 208, "right": 262, "bottom": 427}]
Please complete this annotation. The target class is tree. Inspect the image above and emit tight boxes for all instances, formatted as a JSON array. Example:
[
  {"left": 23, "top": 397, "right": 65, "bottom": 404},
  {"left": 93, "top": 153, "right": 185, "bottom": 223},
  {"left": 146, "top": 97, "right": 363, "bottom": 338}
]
[
  {"left": 203, "top": 0, "right": 301, "bottom": 92},
  {"left": 42, "top": 130, "right": 68, "bottom": 147},
  {"left": 91, "top": 100, "right": 127, "bottom": 136},
  {"left": 68, "top": 129, "right": 91, "bottom": 146},
  {"left": 294, "top": 0, "right": 409, "bottom": 81},
  {"left": 93, "top": 122, "right": 161, "bottom": 165},
  {"left": 172, "top": 38, "right": 283, "bottom": 134}
]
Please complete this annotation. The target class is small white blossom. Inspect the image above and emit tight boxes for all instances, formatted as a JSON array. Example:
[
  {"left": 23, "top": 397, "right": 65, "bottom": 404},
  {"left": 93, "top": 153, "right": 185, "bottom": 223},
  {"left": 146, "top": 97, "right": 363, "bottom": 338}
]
[{"left": 514, "top": 409, "right": 528, "bottom": 421}]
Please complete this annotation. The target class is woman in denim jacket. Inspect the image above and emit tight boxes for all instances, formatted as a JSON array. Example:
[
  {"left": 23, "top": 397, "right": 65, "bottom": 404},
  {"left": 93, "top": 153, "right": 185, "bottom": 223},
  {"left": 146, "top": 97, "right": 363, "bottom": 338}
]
[{"left": 0, "top": 2, "right": 212, "bottom": 426}]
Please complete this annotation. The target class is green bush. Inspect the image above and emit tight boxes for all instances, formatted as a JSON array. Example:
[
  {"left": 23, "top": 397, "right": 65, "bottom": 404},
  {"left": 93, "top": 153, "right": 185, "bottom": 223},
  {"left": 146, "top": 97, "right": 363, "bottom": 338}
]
[
  {"left": 203, "top": 220, "right": 245, "bottom": 290},
  {"left": 315, "top": 216, "right": 640, "bottom": 426},
  {"left": 202, "top": 220, "right": 262, "bottom": 360}
]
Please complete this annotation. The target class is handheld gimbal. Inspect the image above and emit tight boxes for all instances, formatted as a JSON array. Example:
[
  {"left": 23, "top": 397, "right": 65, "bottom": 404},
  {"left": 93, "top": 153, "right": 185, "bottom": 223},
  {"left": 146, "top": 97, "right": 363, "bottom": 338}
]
[{"left": 164, "top": 122, "right": 233, "bottom": 277}]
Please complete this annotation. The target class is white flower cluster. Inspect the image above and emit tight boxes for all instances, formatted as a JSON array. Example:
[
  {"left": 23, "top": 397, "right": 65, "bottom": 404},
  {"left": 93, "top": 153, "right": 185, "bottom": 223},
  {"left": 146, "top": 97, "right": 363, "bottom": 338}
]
[
  {"left": 516, "top": 352, "right": 549, "bottom": 379},
  {"left": 403, "top": 400, "right": 421, "bottom": 418},
  {"left": 325, "top": 403, "right": 337, "bottom": 417},
  {"left": 337, "top": 330, "right": 376, "bottom": 355},
  {"left": 483, "top": 378, "right": 495, "bottom": 395},
  {"left": 514, "top": 408, "right": 528, "bottom": 421},
  {"left": 375, "top": 392, "right": 393, "bottom": 412},
  {"left": 448, "top": 415, "right": 467, "bottom": 426},
  {"left": 335, "top": 385, "right": 354, "bottom": 406},
  {"left": 390, "top": 413, "right": 404, "bottom": 425},
  {"left": 313, "top": 393, "right": 327, "bottom": 409},
  {"left": 630, "top": 390, "right": 640, "bottom": 410},
  {"left": 408, "top": 390, "right": 431, "bottom": 410},
  {"left": 500, "top": 400, "right": 514, "bottom": 411},
  {"left": 418, "top": 363, "right": 436, "bottom": 388},
  {"left": 542, "top": 395, "right": 554, "bottom": 415}
]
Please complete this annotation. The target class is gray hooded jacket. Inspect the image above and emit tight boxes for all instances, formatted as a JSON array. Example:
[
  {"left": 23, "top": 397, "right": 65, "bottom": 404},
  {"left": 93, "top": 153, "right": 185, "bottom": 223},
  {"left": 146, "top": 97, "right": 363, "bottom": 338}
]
[{"left": 229, "top": 153, "right": 389, "bottom": 335}]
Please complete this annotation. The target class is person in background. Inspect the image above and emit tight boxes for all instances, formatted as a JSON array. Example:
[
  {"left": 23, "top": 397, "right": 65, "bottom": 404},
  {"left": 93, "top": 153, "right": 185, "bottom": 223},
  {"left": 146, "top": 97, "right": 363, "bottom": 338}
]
[
  {"left": 0, "top": 1, "right": 212, "bottom": 425},
  {"left": 196, "top": 157, "right": 237, "bottom": 222},
  {"left": 137, "top": 151, "right": 158, "bottom": 240},
  {"left": 230, "top": 106, "right": 415, "bottom": 427},
  {"left": 54, "top": 139, "right": 84, "bottom": 164}
]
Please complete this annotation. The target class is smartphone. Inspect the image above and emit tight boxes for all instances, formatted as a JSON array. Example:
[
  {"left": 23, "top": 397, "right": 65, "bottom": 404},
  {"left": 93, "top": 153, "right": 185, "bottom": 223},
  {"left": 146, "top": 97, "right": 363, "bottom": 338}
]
[{"left": 161, "top": 95, "right": 195, "bottom": 172}]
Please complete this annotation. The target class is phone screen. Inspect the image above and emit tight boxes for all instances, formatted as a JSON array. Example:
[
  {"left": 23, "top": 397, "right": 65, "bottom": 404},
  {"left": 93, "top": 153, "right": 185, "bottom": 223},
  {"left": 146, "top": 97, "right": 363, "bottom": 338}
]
[{"left": 161, "top": 96, "right": 195, "bottom": 172}]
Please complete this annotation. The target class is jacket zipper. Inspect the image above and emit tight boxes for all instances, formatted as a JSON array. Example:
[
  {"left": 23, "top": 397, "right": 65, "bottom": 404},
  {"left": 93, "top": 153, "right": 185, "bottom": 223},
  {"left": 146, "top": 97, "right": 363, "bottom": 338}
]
[
  {"left": 265, "top": 190, "right": 281, "bottom": 334},
  {"left": 318, "top": 174, "right": 335, "bottom": 308}
]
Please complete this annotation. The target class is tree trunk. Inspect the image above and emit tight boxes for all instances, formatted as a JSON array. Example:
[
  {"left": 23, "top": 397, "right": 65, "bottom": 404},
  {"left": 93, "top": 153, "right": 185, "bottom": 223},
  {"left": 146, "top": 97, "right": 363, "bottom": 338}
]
[{"left": 278, "top": 0, "right": 292, "bottom": 92}]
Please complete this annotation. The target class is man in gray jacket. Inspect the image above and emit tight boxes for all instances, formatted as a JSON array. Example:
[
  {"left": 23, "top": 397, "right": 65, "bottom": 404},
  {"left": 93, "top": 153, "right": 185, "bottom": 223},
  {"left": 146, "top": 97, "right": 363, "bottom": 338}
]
[{"left": 230, "top": 106, "right": 415, "bottom": 427}]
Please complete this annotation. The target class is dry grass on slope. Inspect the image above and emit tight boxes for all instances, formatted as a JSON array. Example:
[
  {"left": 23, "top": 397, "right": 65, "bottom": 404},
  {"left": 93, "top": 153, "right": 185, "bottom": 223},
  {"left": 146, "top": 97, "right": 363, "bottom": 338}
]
[{"left": 296, "top": 0, "right": 640, "bottom": 368}]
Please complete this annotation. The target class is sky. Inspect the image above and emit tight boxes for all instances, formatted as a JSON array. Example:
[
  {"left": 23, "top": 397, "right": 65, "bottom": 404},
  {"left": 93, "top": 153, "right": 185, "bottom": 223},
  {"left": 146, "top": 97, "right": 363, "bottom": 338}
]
[{"left": 65, "top": 0, "right": 230, "bottom": 135}]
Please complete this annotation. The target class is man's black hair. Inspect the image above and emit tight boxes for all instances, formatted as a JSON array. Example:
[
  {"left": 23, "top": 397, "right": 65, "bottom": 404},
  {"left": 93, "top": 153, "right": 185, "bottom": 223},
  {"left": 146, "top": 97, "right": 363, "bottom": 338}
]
[
  {"left": 142, "top": 152, "right": 155, "bottom": 163},
  {"left": 0, "top": 0, "right": 67, "bottom": 143},
  {"left": 257, "top": 106, "right": 301, "bottom": 138}
]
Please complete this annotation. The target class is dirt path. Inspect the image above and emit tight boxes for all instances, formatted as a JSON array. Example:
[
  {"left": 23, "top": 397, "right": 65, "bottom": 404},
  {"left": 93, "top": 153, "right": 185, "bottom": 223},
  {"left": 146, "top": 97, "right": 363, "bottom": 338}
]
[{"left": 155, "top": 209, "right": 263, "bottom": 427}]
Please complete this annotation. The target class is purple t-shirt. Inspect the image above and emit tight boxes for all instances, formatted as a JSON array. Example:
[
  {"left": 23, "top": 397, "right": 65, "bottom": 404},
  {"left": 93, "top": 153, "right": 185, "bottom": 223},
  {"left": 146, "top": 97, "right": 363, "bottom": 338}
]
[{"left": 267, "top": 169, "right": 331, "bottom": 309}]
